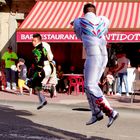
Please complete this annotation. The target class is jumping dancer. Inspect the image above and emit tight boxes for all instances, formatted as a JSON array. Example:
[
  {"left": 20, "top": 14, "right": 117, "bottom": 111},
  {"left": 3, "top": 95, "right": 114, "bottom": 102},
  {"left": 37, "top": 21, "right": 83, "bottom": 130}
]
[
  {"left": 31, "top": 33, "right": 53, "bottom": 109},
  {"left": 72, "top": 3, "right": 119, "bottom": 127}
]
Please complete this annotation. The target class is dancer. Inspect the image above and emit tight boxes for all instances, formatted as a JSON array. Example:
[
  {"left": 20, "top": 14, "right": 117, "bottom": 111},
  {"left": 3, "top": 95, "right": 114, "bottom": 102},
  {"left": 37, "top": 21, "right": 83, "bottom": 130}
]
[
  {"left": 31, "top": 33, "right": 53, "bottom": 110},
  {"left": 72, "top": 3, "right": 119, "bottom": 127}
]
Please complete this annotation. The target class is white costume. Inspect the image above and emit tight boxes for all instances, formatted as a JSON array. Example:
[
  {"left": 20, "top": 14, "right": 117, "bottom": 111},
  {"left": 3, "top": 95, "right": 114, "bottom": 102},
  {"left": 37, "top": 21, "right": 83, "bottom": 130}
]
[
  {"left": 41, "top": 42, "right": 53, "bottom": 85},
  {"left": 74, "top": 12, "right": 118, "bottom": 127}
]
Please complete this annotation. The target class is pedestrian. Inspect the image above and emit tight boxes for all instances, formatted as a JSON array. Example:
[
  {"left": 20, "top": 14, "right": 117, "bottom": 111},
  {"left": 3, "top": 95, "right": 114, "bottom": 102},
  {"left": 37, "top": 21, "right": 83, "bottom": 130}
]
[
  {"left": 31, "top": 33, "right": 53, "bottom": 110},
  {"left": 72, "top": 3, "right": 119, "bottom": 127},
  {"left": 17, "top": 58, "right": 32, "bottom": 95},
  {"left": 115, "top": 53, "right": 131, "bottom": 96},
  {"left": 1, "top": 46, "right": 18, "bottom": 90}
]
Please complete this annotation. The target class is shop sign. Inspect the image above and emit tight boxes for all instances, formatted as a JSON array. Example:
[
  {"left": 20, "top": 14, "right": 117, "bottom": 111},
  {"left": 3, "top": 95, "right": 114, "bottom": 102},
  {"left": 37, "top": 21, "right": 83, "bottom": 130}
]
[{"left": 16, "top": 31, "right": 140, "bottom": 43}]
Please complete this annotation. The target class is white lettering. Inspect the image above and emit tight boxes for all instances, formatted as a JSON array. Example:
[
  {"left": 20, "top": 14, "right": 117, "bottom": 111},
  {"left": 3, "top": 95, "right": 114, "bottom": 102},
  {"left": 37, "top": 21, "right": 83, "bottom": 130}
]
[
  {"left": 120, "top": 34, "right": 127, "bottom": 41},
  {"left": 21, "top": 34, "right": 33, "bottom": 40},
  {"left": 134, "top": 34, "right": 140, "bottom": 40},
  {"left": 127, "top": 34, "right": 134, "bottom": 40},
  {"left": 19, "top": 33, "right": 140, "bottom": 42}
]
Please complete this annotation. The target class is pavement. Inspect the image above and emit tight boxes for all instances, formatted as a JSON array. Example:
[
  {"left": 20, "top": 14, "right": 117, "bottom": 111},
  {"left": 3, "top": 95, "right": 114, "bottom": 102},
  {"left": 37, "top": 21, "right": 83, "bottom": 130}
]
[
  {"left": 0, "top": 89, "right": 140, "bottom": 110},
  {"left": 0, "top": 90, "right": 140, "bottom": 140}
]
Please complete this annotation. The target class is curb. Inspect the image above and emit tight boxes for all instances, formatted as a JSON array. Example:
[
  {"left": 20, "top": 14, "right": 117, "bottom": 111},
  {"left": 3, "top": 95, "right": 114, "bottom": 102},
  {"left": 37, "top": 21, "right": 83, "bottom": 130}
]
[{"left": 0, "top": 99, "right": 140, "bottom": 112}]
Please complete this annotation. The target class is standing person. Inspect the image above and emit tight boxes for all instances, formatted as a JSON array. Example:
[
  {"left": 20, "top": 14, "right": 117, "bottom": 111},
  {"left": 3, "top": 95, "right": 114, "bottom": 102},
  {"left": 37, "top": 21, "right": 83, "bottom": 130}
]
[
  {"left": 56, "top": 65, "right": 65, "bottom": 93},
  {"left": 17, "top": 58, "right": 32, "bottom": 95},
  {"left": 72, "top": 3, "right": 119, "bottom": 127},
  {"left": 31, "top": 33, "right": 53, "bottom": 110},
  {"left": 115, "top": 53, "right": 130, "bottom": 96},
  {"left": 1, "top": 46, "right": 18, "bottom": 90}
]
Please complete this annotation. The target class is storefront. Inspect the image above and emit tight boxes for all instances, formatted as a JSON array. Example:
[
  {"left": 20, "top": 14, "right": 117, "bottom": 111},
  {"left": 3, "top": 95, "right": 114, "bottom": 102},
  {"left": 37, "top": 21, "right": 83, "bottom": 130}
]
[{"left": 16, "top": 0, "right": 140, "bottom": 71}]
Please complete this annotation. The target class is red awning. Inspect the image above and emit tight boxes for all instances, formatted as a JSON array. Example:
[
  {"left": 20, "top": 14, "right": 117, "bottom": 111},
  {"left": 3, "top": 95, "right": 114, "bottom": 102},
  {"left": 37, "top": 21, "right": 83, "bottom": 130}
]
[{"left": 17, "top": 0, "right": 140, "bottom": 43}]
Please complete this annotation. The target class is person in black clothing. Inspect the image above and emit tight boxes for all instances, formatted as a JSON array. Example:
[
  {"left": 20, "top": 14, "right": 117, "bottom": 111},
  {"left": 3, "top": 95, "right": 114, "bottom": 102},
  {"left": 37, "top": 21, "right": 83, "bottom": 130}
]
[
  {"left": 31, "top": 33, "right": 53, "bottom": 109},
  {"left": 28, "top": 63, "right": 36, "bottom": 79},
  {"left": 17, "top": 58, "right": 31, "bottom": 95}
]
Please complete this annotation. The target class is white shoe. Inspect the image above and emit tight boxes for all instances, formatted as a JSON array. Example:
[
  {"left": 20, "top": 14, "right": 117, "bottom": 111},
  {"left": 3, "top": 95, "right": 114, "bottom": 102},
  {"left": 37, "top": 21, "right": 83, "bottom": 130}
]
[
  {"left": 107, "top": 110, "right": 119, "bottom": 127},
  {"left": 126, "top": 93, "right": 129, "bottom": 96},
  {"left": 5, "top": 87, "right": 11, "bottom": 90},
  {"left": 116, "top": 93, "right": 121, "bottom": 96},
  {"left": 12, "top": 87, "right": 17, "bottom": 90},
  {"left": 29, "top": 88, "right": 32, "bottom": 96}
]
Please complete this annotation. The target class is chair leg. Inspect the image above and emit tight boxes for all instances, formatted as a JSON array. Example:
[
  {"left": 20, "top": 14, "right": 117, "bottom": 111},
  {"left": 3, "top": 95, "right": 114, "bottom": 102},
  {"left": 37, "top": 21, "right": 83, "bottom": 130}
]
[
  {"left": 82, "top": 85, "right": 84, "bottom": 95},
  {"left": 131, "top": 92, "right": 135, "bottom": 103},
  {"left": 131, "top": 94, "right": 133, "bottom": 103},
  {"left": 67, "top": 86, "right": 70, "bottom": 95}
]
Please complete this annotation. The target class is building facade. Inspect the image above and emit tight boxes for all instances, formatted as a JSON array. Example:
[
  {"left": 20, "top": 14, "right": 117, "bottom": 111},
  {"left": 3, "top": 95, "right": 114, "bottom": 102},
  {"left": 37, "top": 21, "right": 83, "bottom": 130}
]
[{"left": 0, "top": 0, "right": 35, "bottom": 58}]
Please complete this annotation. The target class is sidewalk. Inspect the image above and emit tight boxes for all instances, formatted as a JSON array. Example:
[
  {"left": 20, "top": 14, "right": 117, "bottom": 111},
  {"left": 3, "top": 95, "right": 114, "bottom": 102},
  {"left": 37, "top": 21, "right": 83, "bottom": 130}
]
[{"left": 0, "top": 90, "right": 140, "bottom": 110}]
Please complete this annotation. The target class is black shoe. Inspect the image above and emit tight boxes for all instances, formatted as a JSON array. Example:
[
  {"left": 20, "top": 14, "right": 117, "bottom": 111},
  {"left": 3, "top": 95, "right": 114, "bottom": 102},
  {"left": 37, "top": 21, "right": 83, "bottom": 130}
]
[
  {"left": 48, "top": 85, "right": 54, "bottom": 98},
  {"left": 107, "top": 110, "right": 119, "bottom": 128},
  {"left": 37, "top": 101, "right": 47, "bottom": 110}
]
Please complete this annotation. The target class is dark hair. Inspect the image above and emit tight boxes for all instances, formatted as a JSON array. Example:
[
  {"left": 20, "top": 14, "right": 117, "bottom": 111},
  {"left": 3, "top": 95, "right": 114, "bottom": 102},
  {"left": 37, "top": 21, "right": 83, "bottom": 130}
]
[
  {"left": 8, "top": 46, "right": 12, "bottom": 50},
  {"left": 33, "top": 33, "right": 42, "bottom": 40},
  {"left": 83, "top": 3, "right": 96, "bottom": 14}
]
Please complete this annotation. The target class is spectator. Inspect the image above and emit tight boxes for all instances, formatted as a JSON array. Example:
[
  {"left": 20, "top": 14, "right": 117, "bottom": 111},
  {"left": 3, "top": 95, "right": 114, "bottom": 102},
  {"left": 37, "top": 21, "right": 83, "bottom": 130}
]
[
  {"left": 56, "top": 65, "right": 65, "bottom": 93},
  {"left": 1, "top": 46, "right": 18, "bottom": 90},
  {"left": 134, "top": 64, "right": 140, "bottom": 80},
  {"left": 104, "top": 71, "right": 115, "bottom": 95},
  {"left": 69, "top": 65, "right": 76, "bottom": 74},
  {"left": 115, "top": 53, "right": 130, "bottom": 96},
  {"left": 17, "top": 58, "right": 32, "bottom": 95}
]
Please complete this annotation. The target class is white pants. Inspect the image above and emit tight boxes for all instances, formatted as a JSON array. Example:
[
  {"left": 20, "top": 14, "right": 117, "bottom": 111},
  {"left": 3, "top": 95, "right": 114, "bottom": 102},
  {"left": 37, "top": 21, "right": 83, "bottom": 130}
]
[
  {"left": 84, "top": 45, "right": 112, "bottom": 117},
  {"left": 84, "top": 54, "right": 108, "bottom": 97}
]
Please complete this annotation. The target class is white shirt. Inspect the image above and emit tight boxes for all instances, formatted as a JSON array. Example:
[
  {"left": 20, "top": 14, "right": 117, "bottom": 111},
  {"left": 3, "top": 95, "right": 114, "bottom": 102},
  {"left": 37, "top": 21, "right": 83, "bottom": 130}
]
[
  {"left": 73, "top": 12, "right": 109, "bottom": 55},
  {"left": 42, "top": 42, "right": 53, "bottom": 61}
]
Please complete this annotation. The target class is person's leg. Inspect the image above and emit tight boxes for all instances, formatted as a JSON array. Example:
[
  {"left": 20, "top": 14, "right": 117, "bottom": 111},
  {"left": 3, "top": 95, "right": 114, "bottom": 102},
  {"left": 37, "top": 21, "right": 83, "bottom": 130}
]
[
  {"left": 35, "top": 88, "right": 47, "bottom": 110},
  {"left": 22, "top": 82, "right": 32, "bottom": 96},
  {"left": 18, "top": 79, "right": 23, "bottom": 95},
  {"left": 32, "top": 70, "right": 47, "bottom": 109},
  {"left": 116, "top": 74, "right": 122, "bottom": 96},
  {"left": 5, "top": 68, "right": 11, "bottom": 89},
  {"left": 98, "top": 55, "right": 108, "bottom": 82},
  {"left": 11, "top": 69, "right": 17, "bottom": 90},
  {"left": 84, "top": 55, "right": 104, "bottom": 125},
  {"left": 123, "top": 72, "right": 129, "bottom": 96},
  {"left": 23, "top": 84, "right": 29, "bottom": 90},
  {"left": 106, "top": 82, "right": 110, "bottom": 95},
  {"left": 84, "top": 55, "right": 119, "bottom": 127}
]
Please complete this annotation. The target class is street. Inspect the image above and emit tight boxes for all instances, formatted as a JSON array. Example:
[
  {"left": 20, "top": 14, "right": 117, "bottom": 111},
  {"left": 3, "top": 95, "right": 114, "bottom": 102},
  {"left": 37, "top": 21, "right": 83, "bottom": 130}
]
[{"left": 0, "top": 101, "right": 140, "bottom": 140}]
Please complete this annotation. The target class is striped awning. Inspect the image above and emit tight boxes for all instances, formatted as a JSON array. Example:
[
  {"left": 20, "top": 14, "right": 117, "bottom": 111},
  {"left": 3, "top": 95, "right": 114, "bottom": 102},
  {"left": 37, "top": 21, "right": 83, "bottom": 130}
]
[
  {"left": 19, "top": 0, "right": 140, "bottom": 31},
  {"left": 17, "top": 0, "right": 140, "bottom": 42}
]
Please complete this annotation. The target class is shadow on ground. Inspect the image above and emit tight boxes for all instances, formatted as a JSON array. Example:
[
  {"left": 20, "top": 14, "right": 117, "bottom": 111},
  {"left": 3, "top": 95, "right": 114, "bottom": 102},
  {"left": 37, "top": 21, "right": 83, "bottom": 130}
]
[
  {"left": 72, "top": 108, "right": 91, "bottom": 112},
  {"left": 0, "top": 105, "right": 111, "bottom": 140}
]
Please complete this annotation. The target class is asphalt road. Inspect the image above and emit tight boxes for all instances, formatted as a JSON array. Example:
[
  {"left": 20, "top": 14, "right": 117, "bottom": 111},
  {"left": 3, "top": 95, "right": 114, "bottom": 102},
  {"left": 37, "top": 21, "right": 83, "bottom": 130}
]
[{"left": 0, "top": 102, "right": 140, "bottom": 140}]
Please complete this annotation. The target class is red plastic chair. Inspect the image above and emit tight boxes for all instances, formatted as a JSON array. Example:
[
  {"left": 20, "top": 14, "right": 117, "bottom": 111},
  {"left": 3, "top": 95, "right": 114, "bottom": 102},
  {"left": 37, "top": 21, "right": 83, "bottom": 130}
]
[
  {"left": 77, "top": 76, "right": 84, "bottom": 95},
  {"left": 67, "top": 76, "right": 78, "bottom": 95}
]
